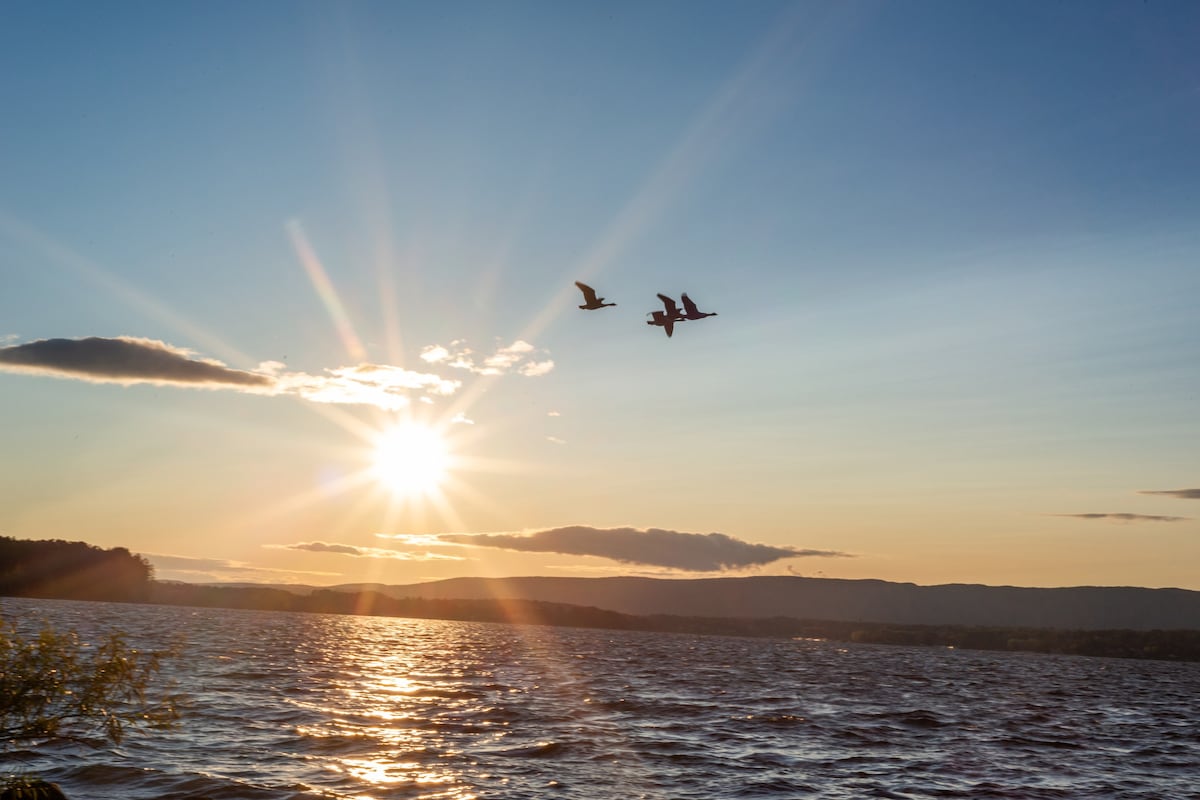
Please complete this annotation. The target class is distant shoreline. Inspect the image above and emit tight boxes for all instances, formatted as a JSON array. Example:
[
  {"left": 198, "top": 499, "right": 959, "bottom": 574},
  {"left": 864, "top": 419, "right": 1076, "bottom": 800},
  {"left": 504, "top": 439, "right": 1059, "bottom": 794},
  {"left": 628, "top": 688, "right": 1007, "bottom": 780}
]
[
  {"left": 3, "top": 537, "right": 1198, "bottom": 662},
  {"left": 9, "top": 582, "right": 1197, "bottom": 663},
  {"left": 148, "top": 582, "right": 1200, "bottom": 662}
]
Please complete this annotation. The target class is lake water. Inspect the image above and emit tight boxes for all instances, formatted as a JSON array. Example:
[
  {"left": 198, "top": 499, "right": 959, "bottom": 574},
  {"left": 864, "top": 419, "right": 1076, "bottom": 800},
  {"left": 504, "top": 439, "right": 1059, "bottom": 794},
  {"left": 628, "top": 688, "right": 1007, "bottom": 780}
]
[{"left": 2, "top": 598, "right": 1198, "bottom": 799}]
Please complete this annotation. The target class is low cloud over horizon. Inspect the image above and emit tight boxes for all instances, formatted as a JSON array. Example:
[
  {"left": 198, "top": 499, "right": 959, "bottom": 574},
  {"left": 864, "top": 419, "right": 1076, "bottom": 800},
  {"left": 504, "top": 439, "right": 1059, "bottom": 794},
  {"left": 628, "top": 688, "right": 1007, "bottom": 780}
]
[
  {"left": 1138, "top": 488, "right": 1200, "bottom": 500},
  {"left": 0, "top": 335, "right": 552, "bottom": 412},
  {"left": 273, "top": 541, "right": 464, "bottom": 561},
  {"left": 145, "top": 553, "right": 340, "bottom": 583},
  {"left": 426, "top": 525, "right": 850, "bottom": 572},
  {"left": 1050, "top": 513, "right": 1191, "bottom": 523}
]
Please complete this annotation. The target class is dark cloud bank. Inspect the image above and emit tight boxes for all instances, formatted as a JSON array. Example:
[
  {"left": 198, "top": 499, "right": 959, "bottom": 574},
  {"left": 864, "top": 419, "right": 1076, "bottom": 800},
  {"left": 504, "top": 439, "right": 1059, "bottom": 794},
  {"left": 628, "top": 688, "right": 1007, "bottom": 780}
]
[
  {"left": 0, "top": 336, "right": 271, "bottom": 388},
  {"left": 1139, "top": 489, "right": 1200, "bottom": 500},
  {"left": 441, "top": 526, "right": 849, "bottom": 572},
  {"left": 1052, "top": 513, "right": 1190, "bottom": 523},
  {"left": 284, "top": 542, "right": 364, "bottom": 557}
]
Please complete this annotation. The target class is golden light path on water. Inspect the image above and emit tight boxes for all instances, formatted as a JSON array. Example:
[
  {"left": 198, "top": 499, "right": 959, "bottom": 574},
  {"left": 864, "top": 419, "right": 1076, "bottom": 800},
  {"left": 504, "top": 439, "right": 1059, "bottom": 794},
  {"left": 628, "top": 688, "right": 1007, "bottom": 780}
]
[
  {"left": 321, "top": 671, "right": 476, "bottom": 798},
  {"left": 282, "top": 621, "right": 486, "bottom": 799},
  {"left": 311, "top": 563, "right": 638, "bottom": 799},
  {"left": 281, "top": 616, "right": 621, "bottom": 800}
]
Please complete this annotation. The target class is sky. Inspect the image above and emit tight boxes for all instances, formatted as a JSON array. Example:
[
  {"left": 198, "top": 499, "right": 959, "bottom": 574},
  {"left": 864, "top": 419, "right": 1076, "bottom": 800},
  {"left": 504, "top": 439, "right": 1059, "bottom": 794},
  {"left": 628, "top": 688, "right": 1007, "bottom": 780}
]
[{"left": 2, "top": 0, "right": 1198, "bottom": 591}]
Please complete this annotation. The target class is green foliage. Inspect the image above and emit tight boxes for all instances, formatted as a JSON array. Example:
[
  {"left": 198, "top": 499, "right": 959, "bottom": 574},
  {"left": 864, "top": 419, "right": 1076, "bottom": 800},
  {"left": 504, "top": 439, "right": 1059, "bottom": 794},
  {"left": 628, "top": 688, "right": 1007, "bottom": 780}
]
[{"left": 0, "top": 619, "right": 179, "bottom": 749}]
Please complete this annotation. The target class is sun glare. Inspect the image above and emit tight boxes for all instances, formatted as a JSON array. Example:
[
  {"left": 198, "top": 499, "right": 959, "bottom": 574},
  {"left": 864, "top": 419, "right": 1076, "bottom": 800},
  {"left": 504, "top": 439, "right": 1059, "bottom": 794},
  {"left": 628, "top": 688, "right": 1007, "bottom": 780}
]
[{"left": 372, "top": 423, "right": 451, "bottom": 498}]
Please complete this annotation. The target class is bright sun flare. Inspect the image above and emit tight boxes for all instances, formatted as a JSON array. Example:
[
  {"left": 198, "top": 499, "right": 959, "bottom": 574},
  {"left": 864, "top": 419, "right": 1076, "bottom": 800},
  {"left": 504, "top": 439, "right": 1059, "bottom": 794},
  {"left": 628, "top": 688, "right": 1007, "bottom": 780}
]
[{"left": 372, "top": 423, "right": 451, "bottom": 498}]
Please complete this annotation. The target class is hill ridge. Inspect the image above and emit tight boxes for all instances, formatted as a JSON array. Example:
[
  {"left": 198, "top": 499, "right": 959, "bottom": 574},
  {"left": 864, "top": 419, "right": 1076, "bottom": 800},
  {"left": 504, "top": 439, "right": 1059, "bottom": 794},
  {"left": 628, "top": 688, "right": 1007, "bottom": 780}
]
[{"left": 280, "top": 575, "right": 1200, "bottom": 631}]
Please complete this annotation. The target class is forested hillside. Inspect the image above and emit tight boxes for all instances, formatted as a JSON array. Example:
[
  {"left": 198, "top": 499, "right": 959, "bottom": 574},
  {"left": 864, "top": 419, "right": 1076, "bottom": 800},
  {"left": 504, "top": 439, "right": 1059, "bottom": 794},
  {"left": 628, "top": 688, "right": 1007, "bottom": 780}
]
[{"left": 0, "top": 537, "right": 154, "bottom": 602}]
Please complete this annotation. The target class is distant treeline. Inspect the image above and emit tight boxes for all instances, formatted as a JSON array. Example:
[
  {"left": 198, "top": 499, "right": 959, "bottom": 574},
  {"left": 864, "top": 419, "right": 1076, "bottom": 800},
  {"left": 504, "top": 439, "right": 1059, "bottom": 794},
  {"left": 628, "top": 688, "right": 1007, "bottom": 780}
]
[
  {"left": 0, "top": 536, "right": 153, "bottom": 602},
  {"left": 146, "top": 582, "right": 1200, "bottom": 662},
  {"left": 3, "top": 537, "right": 1198, "bottom": 662}
]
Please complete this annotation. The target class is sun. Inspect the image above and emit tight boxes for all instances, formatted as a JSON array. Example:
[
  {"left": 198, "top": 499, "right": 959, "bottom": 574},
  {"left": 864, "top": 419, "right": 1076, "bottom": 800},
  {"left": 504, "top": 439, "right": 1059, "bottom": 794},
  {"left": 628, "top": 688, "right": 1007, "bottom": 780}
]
[{"left": 371, "top": 423, "right": 452, "bottom": 498}]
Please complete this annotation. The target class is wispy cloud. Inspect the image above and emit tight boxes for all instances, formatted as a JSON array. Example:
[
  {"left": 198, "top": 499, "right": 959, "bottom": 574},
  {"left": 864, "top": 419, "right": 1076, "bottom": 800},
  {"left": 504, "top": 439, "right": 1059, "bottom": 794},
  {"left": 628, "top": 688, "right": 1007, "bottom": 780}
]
[
  {"left": 483, "top": 340, "right": 535, "bottom": 373},
  {"left": 272, "top": 541, "right": 464, "bottom": 561},
  {"left": 276, "top": 364, "right": 460, "bottom": 411},
  {"left": 1, "top": 335, "right": 547, "bottom": 412},
  {"left": 145, "top": 553, "right": 340, "bottom": 583},
  {"left": 518, "top": 359, "right": 555, "bottom": 377},
  {"left": 435, "top": 525, "right": 850, "bottom": 572},
  {"left": 149, "top": 554, "right": 264, "bottom": 572},
  {"left": 1049, "top": 513, "right": 1191, "bottom": 523},
  {"left": 0, "top": 336, "right": 273, "bottom": 388},
  {"left": 419, "top": 343, "right": 475, "bottom": 371},
  {"left": 420, "top": 339, "right": 554, "bottom": 377},
  {"left": 1138, "top": 488, "right": 1200, "bottom": 500}
]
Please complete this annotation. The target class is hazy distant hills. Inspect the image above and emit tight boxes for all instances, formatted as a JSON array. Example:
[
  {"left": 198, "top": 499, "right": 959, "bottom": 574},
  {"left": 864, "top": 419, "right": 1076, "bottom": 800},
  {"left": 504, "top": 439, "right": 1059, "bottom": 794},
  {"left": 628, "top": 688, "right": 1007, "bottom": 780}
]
[{"left": 279, "top": 576, "right": 1200, "bottom": 631}]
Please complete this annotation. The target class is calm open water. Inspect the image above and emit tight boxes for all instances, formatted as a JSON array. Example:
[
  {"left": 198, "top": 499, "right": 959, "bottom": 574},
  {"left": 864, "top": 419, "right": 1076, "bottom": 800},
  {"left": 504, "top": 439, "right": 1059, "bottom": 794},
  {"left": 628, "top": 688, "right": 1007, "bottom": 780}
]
[{"left": 2, "top": 598, "right": 1198, "bottom": 800}]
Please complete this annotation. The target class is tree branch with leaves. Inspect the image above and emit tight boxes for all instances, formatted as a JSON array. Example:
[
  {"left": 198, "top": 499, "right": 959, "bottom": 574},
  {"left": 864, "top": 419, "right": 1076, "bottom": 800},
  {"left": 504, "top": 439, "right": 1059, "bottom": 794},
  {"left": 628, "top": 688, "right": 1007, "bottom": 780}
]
[{"left": 0, "top": 619, "right": 180, "bottom": 749}]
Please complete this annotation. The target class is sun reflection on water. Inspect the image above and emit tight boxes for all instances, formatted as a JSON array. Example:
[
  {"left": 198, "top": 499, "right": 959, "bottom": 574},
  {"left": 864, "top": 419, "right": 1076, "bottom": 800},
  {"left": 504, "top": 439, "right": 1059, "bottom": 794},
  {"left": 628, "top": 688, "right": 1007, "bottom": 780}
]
[
  {"left": 333, "top": 757, "right": 476, "bottom": 799},
  {"left": 218, "top": 610, "right": 647, "bottom": 800},
  {"left": 285, "top": 618, "right": 521, "bottom": 798}
]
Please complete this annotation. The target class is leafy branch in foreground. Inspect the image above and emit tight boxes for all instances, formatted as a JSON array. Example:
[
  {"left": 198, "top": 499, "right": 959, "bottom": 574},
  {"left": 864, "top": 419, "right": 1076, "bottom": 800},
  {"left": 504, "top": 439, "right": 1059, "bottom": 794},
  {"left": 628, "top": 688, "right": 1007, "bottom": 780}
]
[
  {"left": 0, "top": 619, "right": 180, "bottom": 749},
  {"left": 0, "top": 775, "right": 69, "bottom": 799}
]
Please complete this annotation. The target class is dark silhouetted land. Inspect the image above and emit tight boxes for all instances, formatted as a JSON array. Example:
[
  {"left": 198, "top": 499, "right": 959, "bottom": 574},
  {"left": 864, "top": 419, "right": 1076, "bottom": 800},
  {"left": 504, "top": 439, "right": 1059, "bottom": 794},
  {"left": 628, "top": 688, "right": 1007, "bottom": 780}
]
[
  {"left": 320, "top": 575, "right": 1200, "bottom": 631},
  {"left": 147, "top": 581, "right": 1200, "bottom": 661},
  {"left": 0, "top": 536, "right": 153, "bottom": 602},
  {"left": 3, "top": 537, "right": 1199, "bottom": 661}
]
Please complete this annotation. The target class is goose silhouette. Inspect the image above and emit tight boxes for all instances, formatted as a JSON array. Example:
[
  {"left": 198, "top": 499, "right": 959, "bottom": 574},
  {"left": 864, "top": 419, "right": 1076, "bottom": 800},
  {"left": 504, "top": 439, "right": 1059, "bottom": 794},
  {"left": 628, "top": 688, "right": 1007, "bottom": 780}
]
[
  {"left": 656, "top": 293, "right": 685, "bottom": 321},
  {"left": 646, "top": 309, "right": 676, "bottom": 337},
  {"left": 679, "top": 293, "right": 717, "bottom": 320},
  {"left": 646, "top": 294, "right": 685, "bottom": 337},
  {"left": 574, "top": 281, "right": 616, "bottom": 310}
]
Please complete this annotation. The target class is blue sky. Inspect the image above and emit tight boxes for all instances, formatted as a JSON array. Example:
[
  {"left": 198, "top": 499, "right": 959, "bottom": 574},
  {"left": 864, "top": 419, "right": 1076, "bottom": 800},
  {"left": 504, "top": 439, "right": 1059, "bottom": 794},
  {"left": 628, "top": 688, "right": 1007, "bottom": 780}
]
[{"left": 2, "top": 1, "right": 1198, "bottom": 590}]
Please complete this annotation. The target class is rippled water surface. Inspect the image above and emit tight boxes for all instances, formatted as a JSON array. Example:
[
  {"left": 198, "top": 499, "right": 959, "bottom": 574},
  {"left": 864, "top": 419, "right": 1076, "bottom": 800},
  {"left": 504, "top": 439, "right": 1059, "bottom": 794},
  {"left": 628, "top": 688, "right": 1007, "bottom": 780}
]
[{"left": 3, "top": 599, "right": 1198, "bottom": 799}]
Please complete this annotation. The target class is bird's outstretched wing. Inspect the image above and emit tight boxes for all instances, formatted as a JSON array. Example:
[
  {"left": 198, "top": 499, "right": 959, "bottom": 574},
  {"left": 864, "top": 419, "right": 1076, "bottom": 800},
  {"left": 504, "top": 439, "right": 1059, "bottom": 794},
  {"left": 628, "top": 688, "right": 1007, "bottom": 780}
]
[
  {"left": 657, "top": 293, "right": 680, "bottom": 316},
  {"left": 681, "top": 293, "right": 699, "bottom": 316},
  {"left": 575, "top": 281, "right": 600, "bottom": 304}
]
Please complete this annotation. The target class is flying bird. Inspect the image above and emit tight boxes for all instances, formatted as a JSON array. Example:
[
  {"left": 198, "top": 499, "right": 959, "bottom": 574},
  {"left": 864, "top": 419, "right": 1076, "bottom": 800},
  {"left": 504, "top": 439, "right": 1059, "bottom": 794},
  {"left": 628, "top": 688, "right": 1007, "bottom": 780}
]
[
  {"left": 679, "top": 292, "right": 718, "bottom": 320},
  {"left": 646, "top": 310, "right": 677, "bottom": 337},
  {"left": 574, "top": 281, "right": 616, "bottom": 310},
  {"left": 656, "top": 293, "right": 685, "bottom": 321},
  {"left": 646, "top": 294, "right": 685, "bottom": 337}
]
